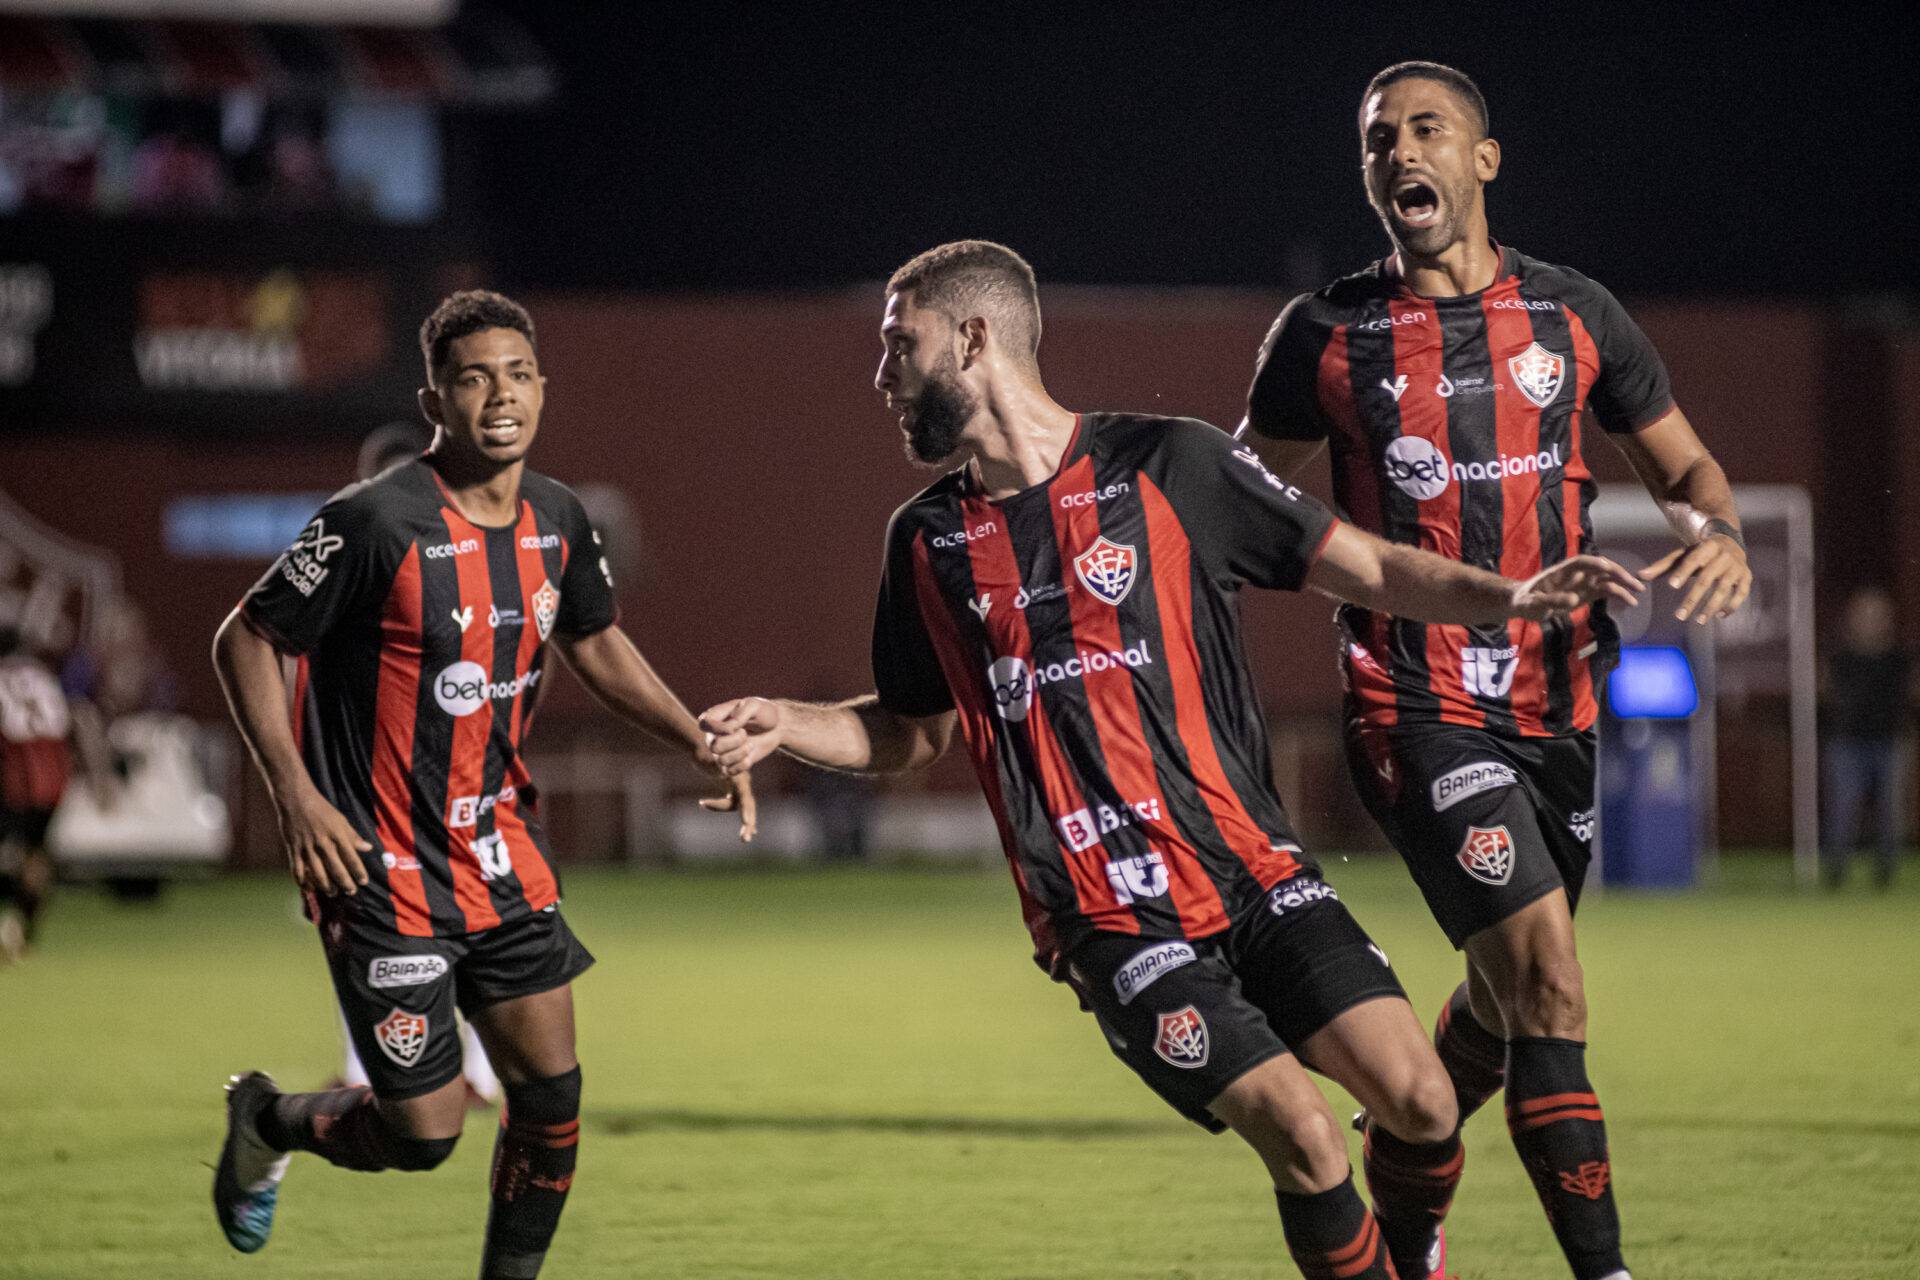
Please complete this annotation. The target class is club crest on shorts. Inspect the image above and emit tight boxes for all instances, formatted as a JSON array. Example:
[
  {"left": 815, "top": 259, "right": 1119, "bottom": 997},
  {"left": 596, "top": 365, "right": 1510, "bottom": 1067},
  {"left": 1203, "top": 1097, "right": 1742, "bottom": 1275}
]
[
  {"left": 532, "top": 579, "right": 559, "bottom": 641},
  {"left": 1153, "top": 1005, "right": 1210, "bottom": 1069},
  {"left": 1457, "top": 824, "right": 1516, "bottom": 885},
  {"left": 374, "top": 1008, "right": 429, "bottom": 1068},
  {"left": 1073, "top": 536, "right": 1137, "bottom": 606},
  {"left": 1507, "top": 342, "right": 1566, "bottom": 409}
]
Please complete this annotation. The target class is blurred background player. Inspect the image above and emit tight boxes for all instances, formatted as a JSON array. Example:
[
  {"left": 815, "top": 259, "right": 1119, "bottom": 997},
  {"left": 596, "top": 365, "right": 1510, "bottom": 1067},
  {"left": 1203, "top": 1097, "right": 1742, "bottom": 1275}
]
[
  {"left": 1238, "top": 61, "right": 1754, "bottom": 1280},
  {"left": 703, "top": 240, "right": 1641, "bottom": 1280},
  {"left": 210, "top": 290, "right": 754, "bottom": 1278},
  {"left": 325, "top": 418, "right": 502, "bottom": 1107},
  {"left": 1820, "top": 586, "right": 1915, "bottom": 889},
  {"left": 0, "top": 623, "right": 76, "bottom": 959}
]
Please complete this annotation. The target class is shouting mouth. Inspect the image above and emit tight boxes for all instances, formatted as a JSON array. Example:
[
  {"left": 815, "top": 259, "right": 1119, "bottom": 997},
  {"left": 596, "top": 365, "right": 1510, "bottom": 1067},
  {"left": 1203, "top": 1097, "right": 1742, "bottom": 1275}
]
[{"left": 1391, "top": 178, "right": 1441, "bottom": 230}]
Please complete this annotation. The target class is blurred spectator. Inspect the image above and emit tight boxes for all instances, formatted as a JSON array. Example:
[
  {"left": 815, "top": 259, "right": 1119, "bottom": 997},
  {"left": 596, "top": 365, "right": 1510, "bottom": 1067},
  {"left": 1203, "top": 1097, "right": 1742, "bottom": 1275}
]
[
  {"left": 1820, "top": 586, "right": 1917, "bottom": 889},
  {"left": 62, "top": 597, "right": 177, "bottom": 723},
  {"left": 357, "top": 418, "right": 431, "bottom": 481},
  {"left": 130, "top": 104, "right": 226, "bottom": 212},
  {"left": 0, "top": 625, "right": 80, "bottom": 959}
]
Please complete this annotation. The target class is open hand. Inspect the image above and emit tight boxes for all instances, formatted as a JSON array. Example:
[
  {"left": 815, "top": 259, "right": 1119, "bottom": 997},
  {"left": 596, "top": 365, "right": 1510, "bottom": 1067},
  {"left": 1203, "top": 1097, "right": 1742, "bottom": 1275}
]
[
  {"left": 1644, "top": 535, "right": 1751, "bottom": 624},
  {"left": 1511, "top": 554, "right": 1642, "bottom": 622}
]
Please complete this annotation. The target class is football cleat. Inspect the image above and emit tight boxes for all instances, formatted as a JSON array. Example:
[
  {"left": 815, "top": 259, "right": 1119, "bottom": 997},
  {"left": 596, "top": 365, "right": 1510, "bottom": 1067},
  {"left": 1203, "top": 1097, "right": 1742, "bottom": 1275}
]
[{"left": 212, "top": 1071, "right": 292, "bottom": 1253}]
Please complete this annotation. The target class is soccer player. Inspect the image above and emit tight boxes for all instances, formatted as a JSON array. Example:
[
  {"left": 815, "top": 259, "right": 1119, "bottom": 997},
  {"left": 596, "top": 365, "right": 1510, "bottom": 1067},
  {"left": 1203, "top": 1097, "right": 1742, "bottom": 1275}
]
[
  {"left": 1237, "top": 63, "right": 1753, "bottom": 1280},
  {"left": 319, "top": 418, "right": 504, "bottom": 1108},
  {"left": 701, "top": 240, "right": 1640, "bottom": 1280},
  {"left": 0, "top": 625, "right": 78, "bottom": 960},
  {"left": 210, "top": 290, "right": 755, "bottom": 1279}
]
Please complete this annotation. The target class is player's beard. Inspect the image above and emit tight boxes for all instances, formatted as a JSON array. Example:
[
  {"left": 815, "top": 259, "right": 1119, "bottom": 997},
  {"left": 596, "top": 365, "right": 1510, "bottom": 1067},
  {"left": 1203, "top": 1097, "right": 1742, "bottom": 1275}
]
[
  {"left": 900, "top": 353, "right": 978, "bottom": 467},
  {"left": 1375, "top": 173, "right": 1472, "bottom": 261}
]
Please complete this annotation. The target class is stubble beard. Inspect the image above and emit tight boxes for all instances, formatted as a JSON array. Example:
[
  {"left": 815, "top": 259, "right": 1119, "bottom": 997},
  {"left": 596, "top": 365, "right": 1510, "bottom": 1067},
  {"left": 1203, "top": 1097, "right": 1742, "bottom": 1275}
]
[{"left": 900, "top": 357, "right": 978, "bottom": 467}]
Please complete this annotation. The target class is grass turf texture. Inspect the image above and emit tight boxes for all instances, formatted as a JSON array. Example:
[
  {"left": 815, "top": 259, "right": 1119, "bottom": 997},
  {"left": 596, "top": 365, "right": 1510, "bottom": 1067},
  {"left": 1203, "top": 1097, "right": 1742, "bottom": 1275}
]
[{"left": 2, "top": 854, "right": 1915, "bottom": 1279}]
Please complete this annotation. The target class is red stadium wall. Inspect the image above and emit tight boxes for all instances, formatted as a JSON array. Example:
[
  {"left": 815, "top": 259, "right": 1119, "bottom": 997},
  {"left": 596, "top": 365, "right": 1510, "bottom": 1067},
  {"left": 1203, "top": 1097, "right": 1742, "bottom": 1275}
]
[{"left": 1, "top": 291, "right": 1896, "bottom": 845}]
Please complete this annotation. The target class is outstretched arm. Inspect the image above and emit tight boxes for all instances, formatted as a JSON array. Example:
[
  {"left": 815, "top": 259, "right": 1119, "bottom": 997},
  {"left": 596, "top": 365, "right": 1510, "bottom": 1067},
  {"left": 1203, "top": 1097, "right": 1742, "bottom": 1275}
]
[
  {"left": 554, "top": 625, "right": 756, "bottom": 842},
  {"left": 212, "top": 608, "right": 371, "bottom": 895},
  {"left": 1610, "top": 406, "right": 1750, "bottom": 623},
  {"left": 1305, "top": 523, "right": 1641, "bottom": 625},
  {"left": 699, "top": 694, "right": 955, "bottom": 778}
]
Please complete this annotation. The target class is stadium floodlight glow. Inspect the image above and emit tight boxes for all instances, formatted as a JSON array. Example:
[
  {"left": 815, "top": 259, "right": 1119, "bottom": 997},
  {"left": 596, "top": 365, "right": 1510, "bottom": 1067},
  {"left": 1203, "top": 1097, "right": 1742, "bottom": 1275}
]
[{"left": 1607, "top": 645, "right": 1699, "bottom": 720}]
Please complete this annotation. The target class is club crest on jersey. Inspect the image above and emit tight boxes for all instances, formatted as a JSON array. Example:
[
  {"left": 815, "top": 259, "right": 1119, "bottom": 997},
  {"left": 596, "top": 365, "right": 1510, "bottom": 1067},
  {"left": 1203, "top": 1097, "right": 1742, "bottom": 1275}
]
[
  {"left": 374, "top": 1008, "right": 429, "bottom": 1068},
  {"left": 532, "top": 579, "right": 559, "bottom": 641},
  {"left": 1153, "top": 1006, "right": 1210, "bottom": 1069},
  {"left": 1073, "top": 536, "right": 1137, "bottom": 606},
  {"left": 1508, "top": 342, "right": 1566, "bottom": 409},
  {"left": 1457, "top": 824, "right": 1516, "bottom": 885}
]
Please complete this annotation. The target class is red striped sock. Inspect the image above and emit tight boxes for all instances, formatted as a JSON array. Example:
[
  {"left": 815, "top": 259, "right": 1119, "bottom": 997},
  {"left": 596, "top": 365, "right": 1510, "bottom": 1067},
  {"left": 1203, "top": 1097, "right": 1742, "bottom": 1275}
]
[
  {"left": 1276, "top": 1175, "right": 1399, "bottom": 1279},
  {"left": 1363, "top": 1121, "right": 1461, "bottom": 1278},
  {"left": 1505, "top": 1037, "right": 1626, "bottom": 1280},
  {"left": 1433, "top": 983, "right": 1506, "bottom": 1121}
]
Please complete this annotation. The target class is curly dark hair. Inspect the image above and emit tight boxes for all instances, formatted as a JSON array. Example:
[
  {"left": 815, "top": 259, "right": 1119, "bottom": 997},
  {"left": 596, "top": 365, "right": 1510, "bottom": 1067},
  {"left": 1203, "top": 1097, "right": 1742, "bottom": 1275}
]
[{"left": 418, "top": 289, "right": 536, "bottom": 380}]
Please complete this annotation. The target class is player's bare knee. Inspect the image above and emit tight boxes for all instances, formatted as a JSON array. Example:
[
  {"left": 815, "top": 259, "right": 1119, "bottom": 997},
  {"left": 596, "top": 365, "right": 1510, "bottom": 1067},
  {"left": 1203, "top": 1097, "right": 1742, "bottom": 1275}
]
[
  {"left": 1270, "top": 1105, "right": 1350, "bottom": 1193},
  {"left": 1377, "top": 1066, "right": 1459, "bottom": 1143}
]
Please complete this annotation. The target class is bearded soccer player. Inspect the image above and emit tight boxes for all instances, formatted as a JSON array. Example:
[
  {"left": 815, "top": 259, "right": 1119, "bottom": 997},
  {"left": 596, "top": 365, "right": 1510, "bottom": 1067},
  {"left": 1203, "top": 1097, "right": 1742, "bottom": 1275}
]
[
  {"left": 701, "top": 240, "right": 1640, "bottom": 1280},
  {"left": 1238, "top": 63, "right": 1753, "bottom": 1280},
  {"left": 210, "top": 291, "right": 755, "bottom": 1279}
]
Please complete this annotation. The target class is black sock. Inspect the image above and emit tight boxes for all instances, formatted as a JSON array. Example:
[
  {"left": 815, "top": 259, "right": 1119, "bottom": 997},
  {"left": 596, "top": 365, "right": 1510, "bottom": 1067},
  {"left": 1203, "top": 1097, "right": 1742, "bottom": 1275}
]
[
  {"left": 480, "top": 1066, "right": 582, "bottom": 1280},
  {"left": 1505, "top": 1037, "right": 1626, "bottom": 1280},
  {"left": 1434, "top": 982, "right": 1506, "bottom": 1121},
  {"left": 259, "top": 1086, "right": 456, "bottom": 1172},
  {"left": 1364, "top": 1121, "right": 1461, "bottom": 1278},
  {"left": 1275, "top": 1174, "right": 1398, "bottom": 1279}
]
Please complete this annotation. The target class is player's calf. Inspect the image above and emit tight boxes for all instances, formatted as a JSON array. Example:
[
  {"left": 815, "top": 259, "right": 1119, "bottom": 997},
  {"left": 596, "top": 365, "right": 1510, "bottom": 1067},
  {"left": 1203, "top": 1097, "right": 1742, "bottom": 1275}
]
[
  {"left": 1503, "top": 1037, "right": 1627, "bottom": 1280},
  {"left": 1433, "top": 981, "right": 1507, "bottom": 1120},
  {"left": 480, "top": 1065, "right": 582, "bottom": 1280},
  {"left": 255, "top": 1082, "right": 461, "bottom": 1172}
]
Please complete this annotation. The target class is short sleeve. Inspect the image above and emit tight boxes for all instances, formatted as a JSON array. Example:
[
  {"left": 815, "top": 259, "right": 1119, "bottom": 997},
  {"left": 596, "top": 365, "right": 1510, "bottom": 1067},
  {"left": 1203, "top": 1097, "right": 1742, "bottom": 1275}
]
[
  {"left": 1161, "top": 420, "right": 1338, "bottom": 592},
  {"left": 555, "top": 495, "right": 618, "bottom": 639},
  {"left": 241, "top": 497, "right": 384, "bottom": 656},
  {"left": 1245, "top": 294, "right": 1332, "bottom": 443},
  {"left": 871, "top": 513, "right": 955, "bottom": 718},
  {"left": 1579, "top": 282, "right": 1674, "bottom": 433}
]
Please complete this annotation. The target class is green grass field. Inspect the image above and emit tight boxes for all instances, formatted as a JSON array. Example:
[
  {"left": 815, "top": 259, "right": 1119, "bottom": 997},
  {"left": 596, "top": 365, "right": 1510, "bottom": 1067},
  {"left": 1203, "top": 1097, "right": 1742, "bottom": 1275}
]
[{"left": 2, "top": 855, "right": 1915, "bottom": 1279}]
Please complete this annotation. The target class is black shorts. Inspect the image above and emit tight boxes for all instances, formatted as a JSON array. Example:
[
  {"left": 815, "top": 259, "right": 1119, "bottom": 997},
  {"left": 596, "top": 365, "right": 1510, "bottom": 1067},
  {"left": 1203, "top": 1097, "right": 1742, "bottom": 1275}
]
[
  {"left": 1347, "top": 719, "right": 1596, "bottom": 949},
  {"left": 314, "top": 896, "right": 594, "bottom": 1099},
  {"left": 1066, "top": 884, "right": 1406, "bottom": 1132}
]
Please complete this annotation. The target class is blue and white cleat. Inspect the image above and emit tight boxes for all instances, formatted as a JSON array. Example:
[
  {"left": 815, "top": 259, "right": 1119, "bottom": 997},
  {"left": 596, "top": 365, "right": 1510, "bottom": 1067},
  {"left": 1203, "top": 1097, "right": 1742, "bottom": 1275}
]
[{"left": 212, "top": 1071, "right": 292, "bottom": 1253}]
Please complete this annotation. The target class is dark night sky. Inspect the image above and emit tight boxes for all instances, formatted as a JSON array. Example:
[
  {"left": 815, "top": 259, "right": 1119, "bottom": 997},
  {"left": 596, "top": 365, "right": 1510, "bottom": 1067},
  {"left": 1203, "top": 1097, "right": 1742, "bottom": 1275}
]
[{"left": 476, "top": 3, "right": 1909, "bottom": 299}]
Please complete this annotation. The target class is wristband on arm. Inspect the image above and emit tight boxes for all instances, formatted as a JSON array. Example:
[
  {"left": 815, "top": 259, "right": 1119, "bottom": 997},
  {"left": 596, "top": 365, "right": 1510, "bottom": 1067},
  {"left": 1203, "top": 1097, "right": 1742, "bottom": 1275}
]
[{"left": 1701, "top": 517, "right": 1744, "bottom": 550}]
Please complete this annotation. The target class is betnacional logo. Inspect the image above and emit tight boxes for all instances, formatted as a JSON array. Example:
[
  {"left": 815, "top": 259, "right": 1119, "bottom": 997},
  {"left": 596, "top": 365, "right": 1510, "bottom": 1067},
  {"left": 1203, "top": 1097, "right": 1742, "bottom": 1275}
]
[
  {"left": 1073, "top": 536, "right": 1138, "bottom": 606},
  {"left": 1384, "top": 435, "right": 1451, "bottom": 500},
  {"left": 1457, "top": 824, "right": 1516, "bottom": 885},
  {"left": 1508, "top": 341, "right": 1567, "bottom": 408},
  {"left": 432, "top": 661, "right": 541, "bottom": 717},
  {"left": 985, "top": 641, "right": 1154, "bottom": 722}
]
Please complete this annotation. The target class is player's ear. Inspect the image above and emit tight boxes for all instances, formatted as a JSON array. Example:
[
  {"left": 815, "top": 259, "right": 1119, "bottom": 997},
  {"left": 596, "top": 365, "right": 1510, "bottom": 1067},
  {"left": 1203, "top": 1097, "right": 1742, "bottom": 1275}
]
[
  {"left": 417, "top": 385, "right": 443, "bottom": 427},
  {"left": 958, "top": 315, "right": 988, "bottom": 368},
  {"left": 1475, "top": 136, "right": 1501, "bottom": 183}
]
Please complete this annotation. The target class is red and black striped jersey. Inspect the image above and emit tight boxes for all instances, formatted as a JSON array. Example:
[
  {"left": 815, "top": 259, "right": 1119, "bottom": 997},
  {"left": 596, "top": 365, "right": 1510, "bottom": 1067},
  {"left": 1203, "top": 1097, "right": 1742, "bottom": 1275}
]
[
  {"left": 1244, "top": 245, "right": 1673, "bottom": 738},
  {"left": 243, "top": 460, "right": 617, "bottom": 938},
  {"left": 873, "top": 414, "right": 1337, "bottom": 968},
  {"left": 0, "top": 655, "right": 72, "bottom": 813}
]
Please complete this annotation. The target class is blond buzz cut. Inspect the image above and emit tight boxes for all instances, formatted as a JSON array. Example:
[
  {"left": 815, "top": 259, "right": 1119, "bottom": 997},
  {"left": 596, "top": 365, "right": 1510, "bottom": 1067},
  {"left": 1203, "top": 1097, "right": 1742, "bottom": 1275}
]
[{"left": 886, "top": 239, "right": 1042, "bottom": 369}]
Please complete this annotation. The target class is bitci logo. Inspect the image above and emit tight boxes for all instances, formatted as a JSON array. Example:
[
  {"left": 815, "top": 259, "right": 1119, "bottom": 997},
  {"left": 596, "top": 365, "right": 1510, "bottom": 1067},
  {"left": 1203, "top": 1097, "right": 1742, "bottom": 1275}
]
[
  {"left": 1153, "top": 1006, "right": 1210, "bottom": 1069},
  {"left": 1457, "top": 824, "right": 1515, "bottom": 885}
]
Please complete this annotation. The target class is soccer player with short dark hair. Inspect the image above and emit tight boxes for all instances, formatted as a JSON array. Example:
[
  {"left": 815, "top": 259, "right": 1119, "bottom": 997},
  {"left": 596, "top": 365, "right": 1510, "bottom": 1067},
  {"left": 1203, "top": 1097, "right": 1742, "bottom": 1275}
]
[
  {"left": 701, "top": 239, "right": 1641, "bottom": 1280},
  {"left": 210, "top": 289, "right": 755, "bottom": 1279},
  {"left": 1237, "top": 62, "right": 1754, "bottom": 1280}
]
